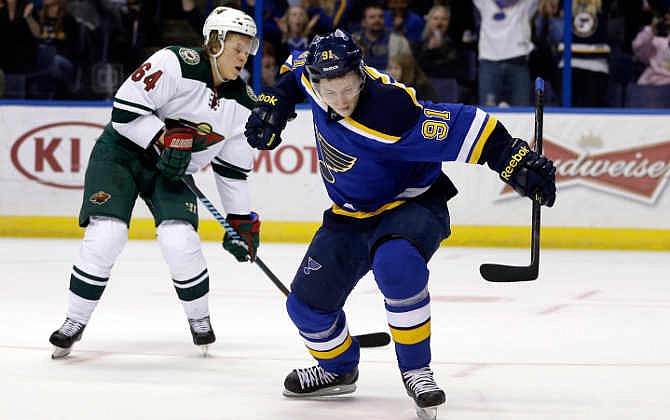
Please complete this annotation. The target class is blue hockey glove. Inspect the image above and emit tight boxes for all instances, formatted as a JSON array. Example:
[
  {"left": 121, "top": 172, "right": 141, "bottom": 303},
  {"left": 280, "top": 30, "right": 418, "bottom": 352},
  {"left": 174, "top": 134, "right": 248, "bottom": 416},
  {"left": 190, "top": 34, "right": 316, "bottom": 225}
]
[
  {"left": 222, "top": 212, "right": 261, "bottom": 262},
  {"left": 156, "top": 127, "right": 194, "bottom": 180},
  {"left": 245, "top": 87, "right": 296, "bottom": 150},
  {"left": 497, "top": 138, "right": 556, "bottom": 207}
]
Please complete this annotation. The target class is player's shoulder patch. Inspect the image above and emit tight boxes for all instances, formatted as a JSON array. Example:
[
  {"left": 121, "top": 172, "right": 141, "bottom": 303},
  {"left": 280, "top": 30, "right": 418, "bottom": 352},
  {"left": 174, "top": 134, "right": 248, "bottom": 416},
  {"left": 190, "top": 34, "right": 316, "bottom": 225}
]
[
  {"left": 165, "top": 46, "right": 209, "bottom": 83},
  {"left": 178, "top": 47, "right": 201, "bottom": 65},
  {"left": 246, "top": 84, "right": 258, "bottom": 101}
]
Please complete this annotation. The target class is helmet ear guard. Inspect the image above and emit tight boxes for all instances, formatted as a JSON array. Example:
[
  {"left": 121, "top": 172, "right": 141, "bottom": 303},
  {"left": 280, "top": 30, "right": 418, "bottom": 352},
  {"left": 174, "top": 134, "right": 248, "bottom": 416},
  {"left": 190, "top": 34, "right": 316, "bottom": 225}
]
[{"left": 202, "top": 7, "right": 259, "bottom": 56}]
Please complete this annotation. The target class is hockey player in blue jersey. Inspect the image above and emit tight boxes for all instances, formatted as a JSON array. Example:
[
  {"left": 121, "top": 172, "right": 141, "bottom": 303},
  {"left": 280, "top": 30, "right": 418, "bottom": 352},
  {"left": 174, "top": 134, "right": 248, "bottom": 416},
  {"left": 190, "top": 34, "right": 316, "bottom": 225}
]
[{"left": 245, "top": 30, "right": 556, "bottom": 419}]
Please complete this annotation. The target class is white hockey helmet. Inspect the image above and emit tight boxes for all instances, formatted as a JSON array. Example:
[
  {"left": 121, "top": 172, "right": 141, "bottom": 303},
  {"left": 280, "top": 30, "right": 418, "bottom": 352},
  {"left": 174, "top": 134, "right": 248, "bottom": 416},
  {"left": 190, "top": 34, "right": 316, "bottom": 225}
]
[{"left": 202, "top": 7, "right": 259, "bottom": 56}]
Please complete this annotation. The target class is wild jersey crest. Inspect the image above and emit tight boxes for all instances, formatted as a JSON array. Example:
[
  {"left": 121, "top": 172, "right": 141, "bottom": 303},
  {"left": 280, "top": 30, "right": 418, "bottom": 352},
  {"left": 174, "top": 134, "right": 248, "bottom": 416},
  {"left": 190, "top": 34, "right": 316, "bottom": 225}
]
[
  {"left": 190, "top": 122, "right": 225, "bottom": 151},
  {"left": 178, "top": 48, "right": 201, "bottom": 65},
  {"left": 315, "top": 127, "right": 357, "bottom": 183}
]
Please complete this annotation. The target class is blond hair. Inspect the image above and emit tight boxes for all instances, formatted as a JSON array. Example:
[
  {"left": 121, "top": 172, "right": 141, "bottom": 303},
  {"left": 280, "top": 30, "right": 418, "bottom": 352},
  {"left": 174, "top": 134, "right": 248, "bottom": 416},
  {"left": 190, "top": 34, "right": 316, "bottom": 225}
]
[{"left": 573, "top": 0, "right": 602, "bottom": 15}]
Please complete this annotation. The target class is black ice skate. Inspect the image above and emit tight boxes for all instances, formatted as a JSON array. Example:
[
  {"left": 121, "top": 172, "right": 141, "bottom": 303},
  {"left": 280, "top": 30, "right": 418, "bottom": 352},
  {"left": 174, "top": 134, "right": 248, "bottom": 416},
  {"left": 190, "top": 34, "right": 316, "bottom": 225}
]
[
  {"left": 188, "top": 316, "right": 215, "bottom": 356},
  {"left": 401, "top": 366, "right": 446, "bottom": 420},
  {"left": 49, "top": 317, "right": 86, "bottom": 359},
  {"left": 283, "top": 365, "right": 358, "bottom": 397}
]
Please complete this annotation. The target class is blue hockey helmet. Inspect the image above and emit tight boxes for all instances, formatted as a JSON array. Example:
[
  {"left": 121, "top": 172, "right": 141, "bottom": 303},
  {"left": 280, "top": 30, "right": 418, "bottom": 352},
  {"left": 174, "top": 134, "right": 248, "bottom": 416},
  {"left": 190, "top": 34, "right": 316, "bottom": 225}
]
[{"left": 305, "top": 29, "right": 364, "bottom": 83}]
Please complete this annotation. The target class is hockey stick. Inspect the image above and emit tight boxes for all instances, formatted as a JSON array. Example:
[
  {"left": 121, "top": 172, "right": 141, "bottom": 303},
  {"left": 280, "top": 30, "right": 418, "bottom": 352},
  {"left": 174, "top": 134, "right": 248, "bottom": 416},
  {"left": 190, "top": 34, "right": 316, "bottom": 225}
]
[
  {"left": 479, "top": 77, "right": 545, "bottom": 282},
  {"left": 180, "top": 175, "right": 391, "bottom": 348}
]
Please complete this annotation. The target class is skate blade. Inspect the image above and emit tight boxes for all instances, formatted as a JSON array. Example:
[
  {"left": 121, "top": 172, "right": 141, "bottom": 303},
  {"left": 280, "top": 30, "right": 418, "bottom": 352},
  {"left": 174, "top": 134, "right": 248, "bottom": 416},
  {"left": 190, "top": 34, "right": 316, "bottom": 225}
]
[
  {"left": 198, "top": 344, "right": 209, "bottom": 357},
  {"left": 416, "top": 405, "right": 443, "bottom": 420},
  {"left": 282, "top": 383, "right": 356, "bottom": 398},
  {"left": 51, "top": 346, "right": 72, "bottom": 359}
]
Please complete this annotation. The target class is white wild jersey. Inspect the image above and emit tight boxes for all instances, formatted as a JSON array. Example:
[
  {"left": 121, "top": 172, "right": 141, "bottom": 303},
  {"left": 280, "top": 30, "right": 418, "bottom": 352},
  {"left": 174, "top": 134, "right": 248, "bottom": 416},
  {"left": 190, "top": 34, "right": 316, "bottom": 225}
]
[
  {"left": 111, "top": 46, "right": 255, "bottom": 174},
  {"left": 109, "top": 46, "right": 257, "bottom": 213}
]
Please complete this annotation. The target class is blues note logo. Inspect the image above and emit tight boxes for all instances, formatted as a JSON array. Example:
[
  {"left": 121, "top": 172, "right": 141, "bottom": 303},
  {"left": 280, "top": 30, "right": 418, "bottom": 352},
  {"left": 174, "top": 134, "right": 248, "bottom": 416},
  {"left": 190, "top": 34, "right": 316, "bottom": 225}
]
[
  {"left": 303, "top": 257, "right": 323, "bottom": 275},
  {"left": 315, "top": 126, "right": 357, "bottom": 183}
]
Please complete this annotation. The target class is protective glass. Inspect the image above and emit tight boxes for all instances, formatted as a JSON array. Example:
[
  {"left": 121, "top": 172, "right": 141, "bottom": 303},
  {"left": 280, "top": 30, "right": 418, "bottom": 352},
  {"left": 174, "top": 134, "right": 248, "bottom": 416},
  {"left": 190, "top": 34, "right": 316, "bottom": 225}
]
[
  {"left": 220, "top": 32, "right": 260, "bottom": 55},
  {"left": 313, "top": 76, "right": 364, "bottom": 104}
]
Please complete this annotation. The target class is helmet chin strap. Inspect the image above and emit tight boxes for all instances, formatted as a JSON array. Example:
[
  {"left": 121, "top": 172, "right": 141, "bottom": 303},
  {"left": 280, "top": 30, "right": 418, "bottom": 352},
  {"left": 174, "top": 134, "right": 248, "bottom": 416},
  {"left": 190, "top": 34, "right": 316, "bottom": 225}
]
[{"left": 210, "top": 38, "right": 227, "bottom": 83}]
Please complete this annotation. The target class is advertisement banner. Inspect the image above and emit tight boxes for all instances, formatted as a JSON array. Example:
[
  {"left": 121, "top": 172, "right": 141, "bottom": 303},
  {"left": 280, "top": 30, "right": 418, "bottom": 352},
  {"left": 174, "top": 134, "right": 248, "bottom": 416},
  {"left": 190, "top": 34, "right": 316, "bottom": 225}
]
[{"left": 2, "top": 104, "right": 669, "bottom": 247}]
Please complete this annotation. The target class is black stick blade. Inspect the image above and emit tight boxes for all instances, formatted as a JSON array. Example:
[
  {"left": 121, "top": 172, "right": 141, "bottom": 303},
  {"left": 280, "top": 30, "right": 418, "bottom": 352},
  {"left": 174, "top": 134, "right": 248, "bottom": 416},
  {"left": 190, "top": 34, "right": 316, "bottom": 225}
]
[
  {"left": 479, "top": 263, "right": 538, "bottom": 282},
  {"left": 354, "top": 332, "right": 391, "bottom": 348}
]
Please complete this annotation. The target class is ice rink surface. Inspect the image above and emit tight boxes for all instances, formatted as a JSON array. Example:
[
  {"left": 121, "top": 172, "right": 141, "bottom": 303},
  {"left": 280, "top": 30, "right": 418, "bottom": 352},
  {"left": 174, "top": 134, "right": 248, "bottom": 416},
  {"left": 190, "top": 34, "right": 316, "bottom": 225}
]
[{"left": 1, "top": 237, "right": 669, "bottom": 420}]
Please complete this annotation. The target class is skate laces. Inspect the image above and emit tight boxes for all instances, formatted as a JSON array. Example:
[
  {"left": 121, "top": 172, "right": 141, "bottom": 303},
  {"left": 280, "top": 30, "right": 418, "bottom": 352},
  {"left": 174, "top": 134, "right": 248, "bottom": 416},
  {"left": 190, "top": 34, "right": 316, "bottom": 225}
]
[
  {"left": 402, "top": 367, "right": 441, "bottom": 395},
  {"left": 189, "top": 316, "right": 212, "bottom": 334},
  {"left": 296, "top": 366, "right": 338, "bottom": 389},
  {"left": 59, "top": 318, "right": 84, "bottom": 337}
]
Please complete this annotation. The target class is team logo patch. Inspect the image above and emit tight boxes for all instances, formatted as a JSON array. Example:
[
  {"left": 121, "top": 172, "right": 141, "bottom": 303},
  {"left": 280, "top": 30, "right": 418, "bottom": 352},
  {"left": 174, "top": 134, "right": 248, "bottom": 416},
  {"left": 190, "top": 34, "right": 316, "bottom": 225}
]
[
  {"left": 303, "top": 257, "right": 322, "bottom": 275},
  {"left": 573, "top": 12, "right": 597, "bottom": 38},
  {"left": 178, "top": 48, "right": 200, "bottom": 65},
  {"left": 246, "top": 85, "right": 258, "bottom": 101},
  {"left": 89, "top": 190, "right": 111, "bottom": 205}
]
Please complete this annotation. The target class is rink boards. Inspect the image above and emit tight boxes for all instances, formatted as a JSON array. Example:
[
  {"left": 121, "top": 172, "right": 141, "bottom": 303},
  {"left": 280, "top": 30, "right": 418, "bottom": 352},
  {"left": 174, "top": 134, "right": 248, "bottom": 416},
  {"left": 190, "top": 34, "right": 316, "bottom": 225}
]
[{"left": 1, "top": 101, "right": 669, "bottom": 250}]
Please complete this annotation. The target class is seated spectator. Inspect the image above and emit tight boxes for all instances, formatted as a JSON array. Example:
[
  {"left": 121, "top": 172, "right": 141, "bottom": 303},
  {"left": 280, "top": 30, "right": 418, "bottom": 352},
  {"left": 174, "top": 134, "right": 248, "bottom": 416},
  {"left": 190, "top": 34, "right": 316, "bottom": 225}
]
[
  {"left": 632, "top": 8, "right": 670, "bottom": 86},
  {"left": 385, "top": 0, "right": 424, "bottom": 44},
  {"left": 387, "top": 53, "right": 438, "bottom": 101},
  {"left": 0, "top": 0, "right": 40, "bottom": 78},
  {"left": 353, "top": 4, "right": 411, "bottom": 70},
  {"left": 276, "top": 5, "right": 318, "bottom": 55},
  {"left": 414, "top": 5, "right": 466, "bottom": 82},
  {"left": 34, "top": 0, "right": 80, "bottom": 98},
  {"left": 262, "top": 41, "right": 279, "bottom": 87}
]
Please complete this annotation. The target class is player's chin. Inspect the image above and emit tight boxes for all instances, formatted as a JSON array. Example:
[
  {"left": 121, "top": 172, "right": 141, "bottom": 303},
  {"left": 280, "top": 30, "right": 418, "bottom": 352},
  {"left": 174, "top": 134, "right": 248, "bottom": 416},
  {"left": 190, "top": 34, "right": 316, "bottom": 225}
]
[
  {"left": 226, "top": 67, "right": 242, "bottom": 80},
  {"left": 334, "top": 107, "right": 353, "bottom": 118}
]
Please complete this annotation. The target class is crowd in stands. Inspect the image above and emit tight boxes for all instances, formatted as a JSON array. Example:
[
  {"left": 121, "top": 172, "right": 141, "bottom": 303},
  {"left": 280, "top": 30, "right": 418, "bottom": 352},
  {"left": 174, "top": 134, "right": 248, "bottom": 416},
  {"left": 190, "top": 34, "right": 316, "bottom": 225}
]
[{"left": 1, "top": 0, "right": 670, "bottom": 108}]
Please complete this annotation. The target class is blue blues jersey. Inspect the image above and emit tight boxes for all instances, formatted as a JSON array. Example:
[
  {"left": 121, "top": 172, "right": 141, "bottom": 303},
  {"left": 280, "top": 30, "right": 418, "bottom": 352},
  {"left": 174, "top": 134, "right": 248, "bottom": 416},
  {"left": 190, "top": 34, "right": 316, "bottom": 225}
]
[{"left": 278, "top": 52, "right": 503, "bottom": 218}]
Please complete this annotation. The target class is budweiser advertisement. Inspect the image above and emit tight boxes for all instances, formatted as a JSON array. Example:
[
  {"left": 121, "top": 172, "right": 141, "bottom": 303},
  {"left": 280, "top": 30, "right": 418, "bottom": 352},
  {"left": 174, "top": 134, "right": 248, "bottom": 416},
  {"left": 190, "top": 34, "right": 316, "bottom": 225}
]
[{"left": 498, "top": 137, "right": 670, "bottom": 205}]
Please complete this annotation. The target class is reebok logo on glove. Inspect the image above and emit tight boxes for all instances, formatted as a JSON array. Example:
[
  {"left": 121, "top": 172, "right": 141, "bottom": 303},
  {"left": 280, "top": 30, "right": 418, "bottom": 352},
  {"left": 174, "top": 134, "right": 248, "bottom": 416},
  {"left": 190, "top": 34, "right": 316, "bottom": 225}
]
[
  {"left": 258, "top": 93, "right": 278, "bottom": 105},
  {"left": 500, "top": 145, "right": 530, "bottom": 180}
]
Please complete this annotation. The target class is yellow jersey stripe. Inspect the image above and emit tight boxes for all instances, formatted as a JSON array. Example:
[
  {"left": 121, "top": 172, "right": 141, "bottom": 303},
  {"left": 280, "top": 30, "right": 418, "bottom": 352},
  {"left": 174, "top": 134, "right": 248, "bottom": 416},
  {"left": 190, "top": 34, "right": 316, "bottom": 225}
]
[
  {"left": 389, "top": 320, "right": 431, "bottom": 345},
  {"left": 332, "top": 200, "right": 406, "bottom": 218},
  {"left": 342, "top": 117, "right": 401, "bottom": 141},
  {"left": 307, "top": 334, "right": 352, "bottom": 359},
  {"left": 468, "top": 116, "right": 497, "bottom": 164},
  {"left": 279, "top": 64, "right": 292, "bottom": 75}
]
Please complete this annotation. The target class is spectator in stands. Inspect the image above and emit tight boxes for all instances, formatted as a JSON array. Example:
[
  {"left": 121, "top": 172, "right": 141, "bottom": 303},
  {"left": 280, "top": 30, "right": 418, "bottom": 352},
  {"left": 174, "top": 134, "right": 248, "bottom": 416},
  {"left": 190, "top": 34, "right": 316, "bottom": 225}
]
[
  {"left": 530, "top": 0, "right": 562, "bottom": 105},
  {"left": 632, "top": 5, "right": 670, "bottom": 86},
  {"left": 276, "top": 5, "right": 319, "bottom": 54},
  {"left": 262, "top": 40, "right": 279, "bottom": 87},
  {"left": 0, "top": 0, "right": 40, "bottom": 83},
  {"left": 303, "top": 0, "right": 353, "bottom": 34},
  {"left": 414, "top": 5, "right": 466, "bottom": 86},
  {"left": 33, "top": 0, "right": 79, "bottom": 98},
  {"left": 387, "top": 52, "right": 437, "bottom": 101},
  {"left": 353, "top": 4, "right": 411, "bottom": 70},
  {"left": 241, "top": 0, "right": 286, "bottom": 45},
  {"left": 385, "top": 0, "right": 424, "bottom": 44},
  {"left": 473, "top": 0, "right": 537, "bottom": 106},
  {"left": 557, "top": 0, "right": 612, "bottom": 107}
]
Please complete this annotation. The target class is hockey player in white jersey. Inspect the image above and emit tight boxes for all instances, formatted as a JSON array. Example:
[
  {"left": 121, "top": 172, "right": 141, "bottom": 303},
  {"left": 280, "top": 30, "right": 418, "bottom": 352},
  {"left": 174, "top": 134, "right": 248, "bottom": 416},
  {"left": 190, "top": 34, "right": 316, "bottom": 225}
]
[{"left": 49, "top": 7, "right": 261, "bottom": 358}]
